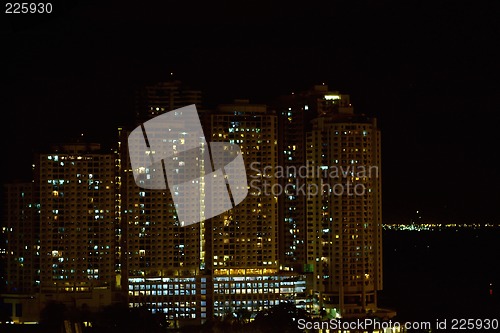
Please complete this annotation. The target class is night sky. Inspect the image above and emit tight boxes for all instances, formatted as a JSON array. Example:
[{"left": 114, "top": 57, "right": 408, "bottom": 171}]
[{"left": 2, "top": 1, "right": 499, "bottom": 224}]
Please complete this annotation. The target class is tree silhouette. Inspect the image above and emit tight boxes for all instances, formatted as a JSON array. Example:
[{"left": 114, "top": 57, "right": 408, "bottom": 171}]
[
  {"left": 253, "top": 302, "right": 310, "bottom": 333},
  {"left": 91, "top": 303, "right": 168, "bottom": 333},
  {"left": 0, "top": 302, "right": 12, "bottom": 323},
  {"left": 39, "top": 300, "right": 68, "bottom": 331}
]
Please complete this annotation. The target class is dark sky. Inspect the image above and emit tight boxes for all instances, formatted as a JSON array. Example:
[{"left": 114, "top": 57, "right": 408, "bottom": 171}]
[{"left": 1, "top": 0, "right": 499, "bottom": 224}]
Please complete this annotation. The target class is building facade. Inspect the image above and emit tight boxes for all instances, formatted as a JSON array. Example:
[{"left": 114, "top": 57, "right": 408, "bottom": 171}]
[
  {"left": 38, "top": 143, "right": 117, "bottom": 294},
  {"left": 274, "top": 94, "right": 308, "bottom": 273},
  {"left": 134, "top": 80, "right": 203, "bottom": 123},
  {"left": 3, "top": 182, "right": 39, "bottom": 294},
  {"left": 206, "top": 100, "right": 285, "bottom": 317},
  {"left": 122, "top": 87, "right": 208, "bottom": 324},
  {"left": 305, "top": 93, "right": 383, "bottom": 318},
  {"left": 274, "top": 85, "right": 351, "bottom": 274}
]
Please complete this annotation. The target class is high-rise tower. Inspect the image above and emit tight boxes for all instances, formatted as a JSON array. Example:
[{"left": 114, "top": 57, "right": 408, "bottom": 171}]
[
  {"left": 122, "top": 87, "right": 209, "bottom": 324},
  {"left": 135, "top": 80, "right": 203, "bottom": 123},
  {"left": 38, "top": 143, "right": 117, "bottom": 293},
  {"left": 305, "top": 93, "right": 383, "bottom": 318},
  {"left": 207, "top": 100, "right": 279, "bottom": 271},
  {"left": 205, "top": 100, "right": 306, "bottom": 317},
  {"left": 274, "top": 85, "right": 352, "bottom": 273},
  {"left": 3, "top": 182, "right": 39, "bottom": 294},
  {"left": 274, "top": 93, "right": 307, "bottom": 272}
]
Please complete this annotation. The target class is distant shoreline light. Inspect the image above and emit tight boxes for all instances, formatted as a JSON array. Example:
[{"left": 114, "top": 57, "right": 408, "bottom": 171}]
[{"left": 382, "top": 223, "right": 499, "bottom": 231}]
